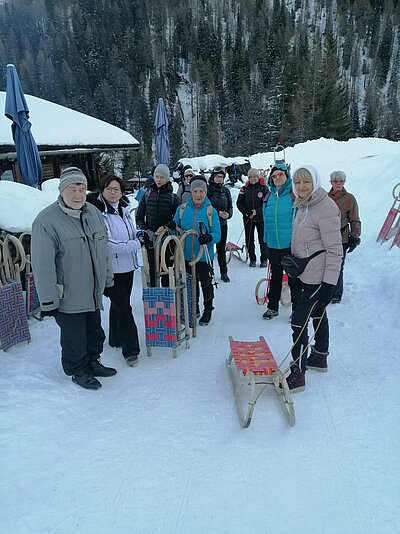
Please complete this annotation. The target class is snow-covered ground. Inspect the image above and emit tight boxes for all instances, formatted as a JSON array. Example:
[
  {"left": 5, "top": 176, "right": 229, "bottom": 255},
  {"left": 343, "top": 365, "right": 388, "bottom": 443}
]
[{"left": 1, "top": 138, "right": 399, "bottom": 534}]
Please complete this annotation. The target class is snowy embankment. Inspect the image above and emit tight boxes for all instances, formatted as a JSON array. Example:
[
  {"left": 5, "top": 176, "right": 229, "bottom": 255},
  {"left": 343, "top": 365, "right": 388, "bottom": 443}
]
[{"left": 0, "top": 137, "right": 399, "bottom": 534}]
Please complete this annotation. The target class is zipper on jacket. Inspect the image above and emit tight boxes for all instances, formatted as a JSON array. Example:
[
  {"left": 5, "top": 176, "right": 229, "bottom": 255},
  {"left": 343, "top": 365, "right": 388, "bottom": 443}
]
[{"left": 274, "top": 191, "right": 281, "bottom": 249}]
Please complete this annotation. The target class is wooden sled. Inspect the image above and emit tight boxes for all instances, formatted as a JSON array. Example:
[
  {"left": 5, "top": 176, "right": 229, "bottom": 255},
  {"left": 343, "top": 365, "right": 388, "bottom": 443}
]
[
  {"left": 226, "top": 336, "right": 295, "bottom": 427},
  {"left": 377, "top": 182, "right": 400, "bottom": 243},
  {"left": 225, "top": 241, "right": 248, "bottom": 264},
  {"left": 141, "top": 233, "right": 190, "bottom": 358},
  {"left": 255, "top": 262, "right": 291, "bottom": 307}
]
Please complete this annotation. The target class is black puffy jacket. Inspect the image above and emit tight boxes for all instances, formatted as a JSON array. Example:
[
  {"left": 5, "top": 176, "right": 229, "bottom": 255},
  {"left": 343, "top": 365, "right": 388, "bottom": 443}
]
[
  {"left": 207, "top": 182, "right": 233, "bottom": 227},
  {"left": 236, "top": 179, "right": 269, "bottom": 223},
  {"left": 135, "top": 181, "right": 180, "bottom": 232}
]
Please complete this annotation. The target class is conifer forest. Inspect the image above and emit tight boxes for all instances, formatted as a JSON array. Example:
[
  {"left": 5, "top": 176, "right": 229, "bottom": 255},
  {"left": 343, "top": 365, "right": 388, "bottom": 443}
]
[{"left": 1, "top": 0, "right": 399, "bottom": 172}]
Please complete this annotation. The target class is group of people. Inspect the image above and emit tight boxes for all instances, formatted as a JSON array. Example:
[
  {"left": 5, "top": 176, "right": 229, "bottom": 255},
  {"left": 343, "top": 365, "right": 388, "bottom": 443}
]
[{"left": 31, "top": 161, "right": 361, "bottom": 393}]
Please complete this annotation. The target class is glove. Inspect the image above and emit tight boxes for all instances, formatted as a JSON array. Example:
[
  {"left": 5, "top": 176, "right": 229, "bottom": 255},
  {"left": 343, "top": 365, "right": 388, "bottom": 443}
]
[
  {"left": 137, "top": 230, "right": 151, "bottom": 247},
  {"left": 103, "top": 287, "right": 112, "bottom": 298},
  {"left": 347, "top": 236, "right": 360, "bottom": 253},
  {"left": 198, "top": 233, "right": 213, "bottom": 245},
  {"left": 40, "top": 308, "right": 58, "bottom": 318},
  {"left": 317, "top": 282, "right": 334, "bottom": 307},
  {"left": 165, "top": 220, "right": 177, "bottom": 230}
]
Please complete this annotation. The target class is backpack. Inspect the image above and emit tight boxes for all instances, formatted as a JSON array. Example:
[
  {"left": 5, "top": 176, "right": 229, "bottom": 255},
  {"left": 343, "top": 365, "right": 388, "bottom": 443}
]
[{"left": 178, "top": 202, "right": 213, "bottom": 228}]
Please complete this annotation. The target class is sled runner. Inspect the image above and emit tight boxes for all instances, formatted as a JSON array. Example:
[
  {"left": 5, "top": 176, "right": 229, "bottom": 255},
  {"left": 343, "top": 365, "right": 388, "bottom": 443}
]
[
  {"left": 226, "top": 336, "right": 295, "bottom": 428},
  {"left": 390, "top": 225, "right": 400, "bottom": 249},
  {"left": 141, "top": 231, "right": 190, "bottom": 358},
  {"left": 377, "top": 182, "right": 400, "bottom": 244}
]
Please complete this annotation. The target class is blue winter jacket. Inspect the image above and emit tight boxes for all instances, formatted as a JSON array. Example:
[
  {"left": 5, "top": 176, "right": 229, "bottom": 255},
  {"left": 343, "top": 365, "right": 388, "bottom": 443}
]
[
  {"left": 174, "top": 196, "right": 221, "bottom": 262},
  {"left": 263, "top": 178, "right": 294, "bottom": 249}
]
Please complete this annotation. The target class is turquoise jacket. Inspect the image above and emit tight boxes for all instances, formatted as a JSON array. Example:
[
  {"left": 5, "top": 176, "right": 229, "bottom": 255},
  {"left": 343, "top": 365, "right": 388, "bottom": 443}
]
[
  {"left": 174, "top": 196, "right": 221, "bottom": 262},
  {"left": 263, "top": 178, "right": 294, "bottom": 249}
]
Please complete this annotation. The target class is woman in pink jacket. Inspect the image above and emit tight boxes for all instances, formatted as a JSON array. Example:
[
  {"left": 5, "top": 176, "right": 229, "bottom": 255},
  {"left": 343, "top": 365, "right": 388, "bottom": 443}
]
[{"left": 286, "top": 166, "right": 342, "bottom": 392}]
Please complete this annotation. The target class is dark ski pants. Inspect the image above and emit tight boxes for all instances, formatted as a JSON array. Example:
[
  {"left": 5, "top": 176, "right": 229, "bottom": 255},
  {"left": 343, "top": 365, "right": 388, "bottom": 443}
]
[
  {"left": 332, "top": 244, "right": 347, "bottom": 300},
  {"left": 267, "top": 247, "right": 300, "bottom": 312},
  {"left": 290, "top": 282, "right": 329, "bottom": 373},
  {"left": 55, "top": 310, "right": 105, "bottom": 376},
  {"left": 194, "top": 261, "right": 214, "bottom": 309},
  {"left": 107, "top": 270, "right": 140, "bottom": 359},
  {"left": 244, "top": 218, "right": 268, "bottom": 263},
  {"left": 216, "top": 224, "right": 228, "bottom": 276},
  {"left": 147, "top": 243, "right": 173, "bottom": 288}
]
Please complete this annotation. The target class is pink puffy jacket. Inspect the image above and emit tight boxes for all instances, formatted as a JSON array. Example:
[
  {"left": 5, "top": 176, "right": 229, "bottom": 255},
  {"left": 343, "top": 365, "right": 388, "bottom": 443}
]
[{"left": 291, "top": 187, "right": 343, "bottom": 286}]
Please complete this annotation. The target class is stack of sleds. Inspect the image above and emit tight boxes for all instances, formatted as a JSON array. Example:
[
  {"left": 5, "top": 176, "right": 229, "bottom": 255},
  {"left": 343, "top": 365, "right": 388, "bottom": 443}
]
[
  {"left": 0, "top": 232, "right": 37, "bottom": 351},
  {"left": 140, "top": 227, "right": 207, "bottom": 358}
]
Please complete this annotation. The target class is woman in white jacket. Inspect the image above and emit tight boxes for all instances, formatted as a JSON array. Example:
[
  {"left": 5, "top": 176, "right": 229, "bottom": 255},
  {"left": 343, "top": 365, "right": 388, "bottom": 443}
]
[{"left": 87, "top": 176, "right": 142, "bottom": 366}]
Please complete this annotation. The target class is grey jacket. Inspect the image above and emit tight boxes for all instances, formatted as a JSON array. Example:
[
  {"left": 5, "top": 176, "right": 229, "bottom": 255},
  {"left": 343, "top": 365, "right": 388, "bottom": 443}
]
[
  {"left": 291, "top": 188, "right": 342, "bottom": 286},
  {"left": 31, "top": 199, "right": 113, "bottom": 313}
]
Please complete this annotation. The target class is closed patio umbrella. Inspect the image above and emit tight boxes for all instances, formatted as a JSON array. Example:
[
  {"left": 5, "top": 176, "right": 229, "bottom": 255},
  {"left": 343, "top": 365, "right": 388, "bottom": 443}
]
[
  {"left": 5, "top": 64, "right": 42, "bottom": 188},
  {"left": 154, "top": 97, "right": 170, "bottom": 166}
]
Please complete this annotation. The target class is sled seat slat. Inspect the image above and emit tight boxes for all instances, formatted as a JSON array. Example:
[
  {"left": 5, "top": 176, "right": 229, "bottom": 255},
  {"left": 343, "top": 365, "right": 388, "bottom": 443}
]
[{"left": 229, "top": 337, "right": 278, "bottom": 376}]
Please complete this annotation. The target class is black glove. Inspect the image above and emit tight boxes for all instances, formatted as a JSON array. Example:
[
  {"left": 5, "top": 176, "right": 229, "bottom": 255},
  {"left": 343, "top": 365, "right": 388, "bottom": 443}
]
[
  {"left": 137, "top": 230, "right": 151, "bottom": 247},
  {"left": 198, "top": 233, "right": 213, "bottom": 245},
  {"left": 317, "top": 282, "right": 334, "bottom": 307},
  {"left": 40, "top": 308, "right": 58, "bottom": 318},
  {"left": 347, "top": 236, "right": 360, "bottom": 253},
  {"left": 103, "top": 287, "right": 112, "bottom": 298},
  {"left": 165, "top": 220, "right": 177, "bottom": 230}
]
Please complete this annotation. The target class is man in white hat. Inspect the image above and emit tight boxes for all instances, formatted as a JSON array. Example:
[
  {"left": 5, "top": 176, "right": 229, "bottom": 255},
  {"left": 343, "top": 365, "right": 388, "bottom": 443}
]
[{"left": 31, "top": 167, "right": 115, "bottom": 390}]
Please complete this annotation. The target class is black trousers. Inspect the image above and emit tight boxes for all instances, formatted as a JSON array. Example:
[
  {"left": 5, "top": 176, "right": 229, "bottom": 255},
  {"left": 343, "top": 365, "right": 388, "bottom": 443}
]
[
  {"left": 191, "top": 261, "right": 214, "bottom": 309},
  {"left": 55, "top": 310, "right": 105, "bottom": 376},
  {"left": 332, "top": 244, "right": 347, "bottom": 300},
  {"left": 147, "top": 243, "right": 174, "bottom": 287},
  {"left": 216, "top": 224, "right": 228, "bottom": 275},
  {"left": 267, "top": 247, "right": 300, "bottom": 311},
  {"left": 244, "top": 218, "right": 268, "bottom": 262},
  {"left": 290, "top": 282, "right": 329, "bottom": 373},
  {"left": 107, "top": 271, "right": 140, "bottom": 359}
]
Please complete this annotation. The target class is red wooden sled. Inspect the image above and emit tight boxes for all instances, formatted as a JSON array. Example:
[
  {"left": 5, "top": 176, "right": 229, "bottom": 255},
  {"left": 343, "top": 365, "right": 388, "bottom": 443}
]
[
  {"left": 377, "top": 183, "right": 400, "bottom": 243},
  {"left": 226, "top": 336, "right": 295, "bottom": 427}
]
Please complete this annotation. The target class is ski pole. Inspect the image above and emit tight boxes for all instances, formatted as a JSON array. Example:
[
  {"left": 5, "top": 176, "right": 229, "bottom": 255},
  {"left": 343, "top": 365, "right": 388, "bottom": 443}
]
[{"left": 198, "top": 221, "right": 218, "bottom": 290}]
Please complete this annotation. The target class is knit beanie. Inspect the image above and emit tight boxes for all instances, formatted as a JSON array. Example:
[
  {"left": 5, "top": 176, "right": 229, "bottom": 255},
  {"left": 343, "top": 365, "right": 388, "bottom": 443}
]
[
  {"left": 59, "top": 167, "right": 87, "bottom": 193},
  {"left": 190, "top": 177, "right": 208, "bottom": 193},
  {"left": 330, "top": 170, "right": 346, "bottom": 182},
  {"left": 154, "top": 164, "right": 170, "bottom": 180}
]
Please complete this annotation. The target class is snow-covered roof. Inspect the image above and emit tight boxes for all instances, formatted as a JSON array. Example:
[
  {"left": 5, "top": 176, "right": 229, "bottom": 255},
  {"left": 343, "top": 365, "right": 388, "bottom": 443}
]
[{"left": 0, "top": 91, "right": 139, "bottom": 151}]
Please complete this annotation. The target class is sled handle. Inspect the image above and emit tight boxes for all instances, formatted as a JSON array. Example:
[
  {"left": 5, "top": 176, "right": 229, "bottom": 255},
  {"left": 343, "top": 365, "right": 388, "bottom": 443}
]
[{"left": 392, "top": 183, "right": 400, "bottom": 201}]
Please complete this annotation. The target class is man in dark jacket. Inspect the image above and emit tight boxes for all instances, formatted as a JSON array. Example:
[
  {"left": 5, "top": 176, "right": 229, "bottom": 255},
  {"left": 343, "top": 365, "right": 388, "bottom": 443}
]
[
  {"left": 236, "top": 168, "right": 269, "bottom": 267},
  {"left": 135, "top": 164, "right": 180, "bottom": 286},
  {"left": 207, "top": 167, "right": 232, "bottom": 282},
  {"left": 328, "top": 170, "right": 361, "bottom": 303},
  {"left": 31, "top": 167, "right": 115, "bottom": 390}
]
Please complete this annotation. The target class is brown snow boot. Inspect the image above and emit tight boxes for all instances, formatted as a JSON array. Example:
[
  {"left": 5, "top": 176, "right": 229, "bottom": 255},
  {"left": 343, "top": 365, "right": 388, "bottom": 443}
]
[
  {"left": 285, "top": 364, "right": 305, "bottom": 393},
  {"left": 306, "top": 348, "right": 328, "bottom": 372}
]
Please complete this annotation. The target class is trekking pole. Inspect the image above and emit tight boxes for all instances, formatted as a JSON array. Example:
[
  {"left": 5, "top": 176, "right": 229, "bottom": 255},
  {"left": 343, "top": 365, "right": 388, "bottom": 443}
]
[{"left": 198, "top": 221, "right": 218, "bottom": 290}]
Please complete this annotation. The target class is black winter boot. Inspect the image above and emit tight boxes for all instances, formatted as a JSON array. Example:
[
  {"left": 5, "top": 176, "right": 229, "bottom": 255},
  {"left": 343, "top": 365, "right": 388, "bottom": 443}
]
[
  {"left": 88, "top": 359, "right": 117, "bottom": 377},
  {"left": 199, "top": 306, "right": 214, "bottom": 326},
  {"left": 285, "top": 365, "right": 305, "bottom": 393},
  {"left": 72, "top": 374, "right": 102, "bottom": 390},
  {"left": 306, "top": 348, "right": 328, "bottom": 372}
]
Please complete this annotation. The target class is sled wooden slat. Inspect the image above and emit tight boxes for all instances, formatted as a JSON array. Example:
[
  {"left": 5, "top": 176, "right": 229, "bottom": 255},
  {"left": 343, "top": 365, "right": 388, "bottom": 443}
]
[{"left": 226, "top": 336, "right": 295, "bottom": 428}]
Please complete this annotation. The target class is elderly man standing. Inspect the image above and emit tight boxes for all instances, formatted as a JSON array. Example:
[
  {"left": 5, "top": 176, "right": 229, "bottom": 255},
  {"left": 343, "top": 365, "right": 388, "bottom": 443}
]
[
  {"left": 31, "top": 167, "right": 115, "bottom": 390},
  {"left": 328, "top": 170, "right": 361, "bottom": 303}
]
